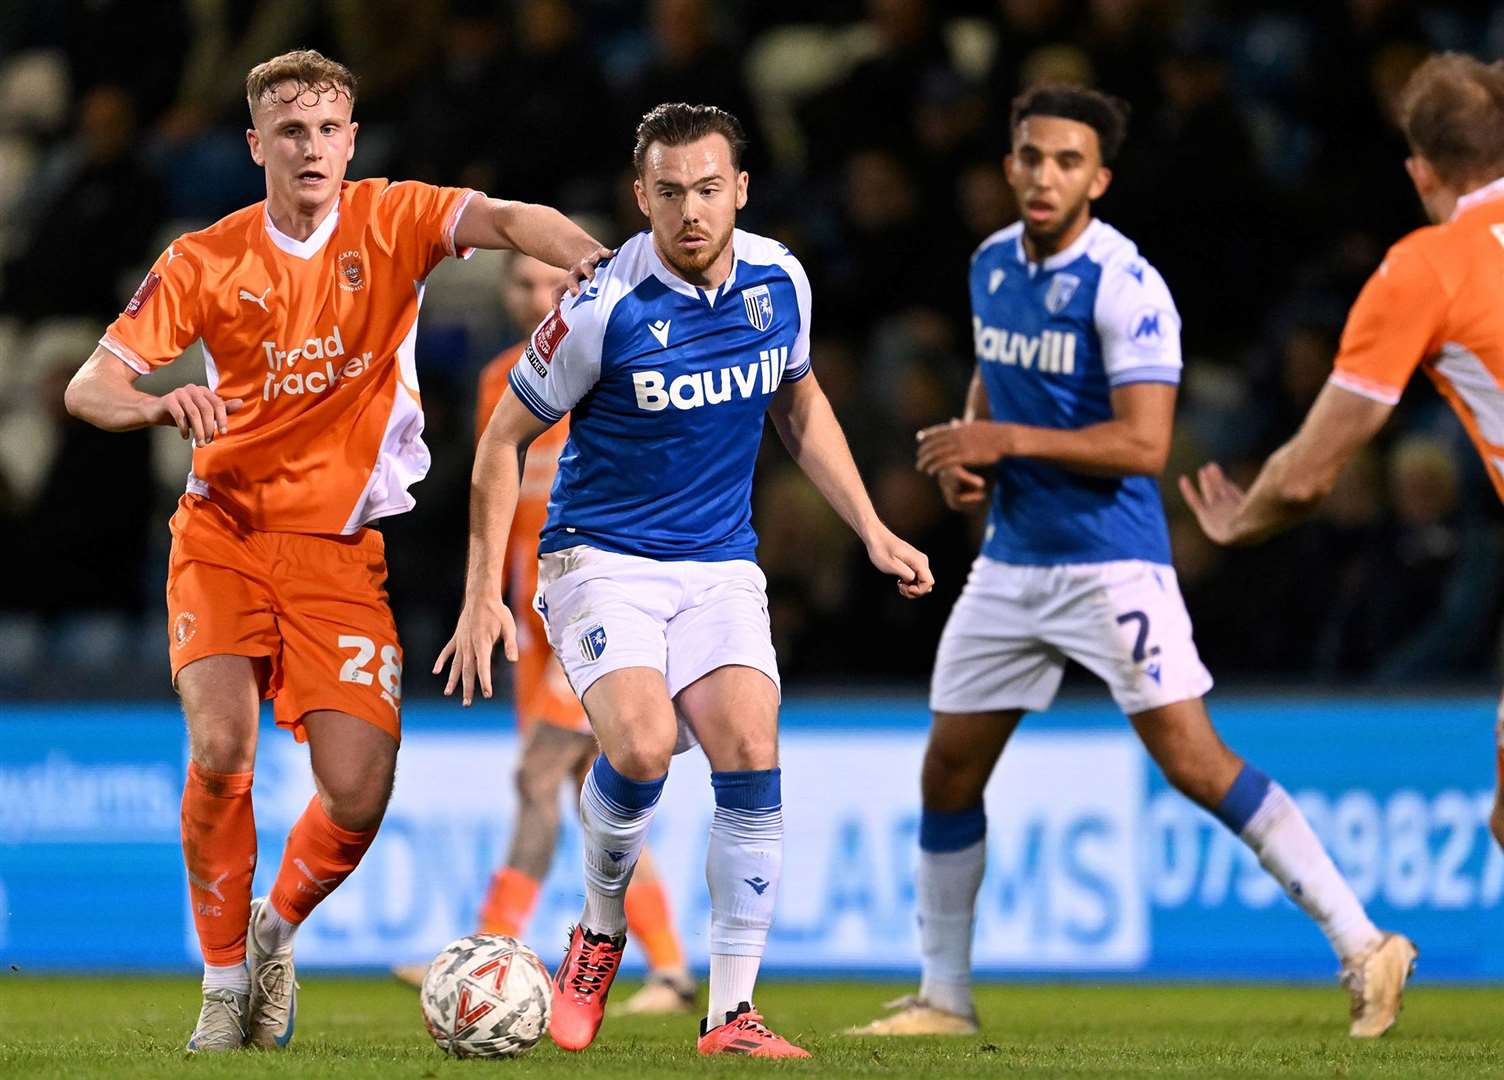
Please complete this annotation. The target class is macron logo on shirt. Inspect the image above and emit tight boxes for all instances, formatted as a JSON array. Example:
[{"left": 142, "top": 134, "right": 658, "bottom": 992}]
[{"left": 633, "top": 347, "right": 789, "bottom": 411}]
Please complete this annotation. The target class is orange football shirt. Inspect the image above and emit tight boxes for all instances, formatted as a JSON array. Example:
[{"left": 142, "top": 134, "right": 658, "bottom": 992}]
[
  {"left": 1330, "top": 176, "right": 1504, "bottom": 501},
  {"left": 102, "top": 178, "right": 479, "bottom": 534},
  {"left": 477, "top": 343, "right": 586, "bottom": 732}
]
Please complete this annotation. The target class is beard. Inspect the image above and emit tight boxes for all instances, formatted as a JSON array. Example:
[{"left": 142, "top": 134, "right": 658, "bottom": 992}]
[
  {"left": 658, "top": 219, "right": 735, "bottom": 280},
  {"left": 1022, "top": 193, "right": 1091, "bottom": 252}
]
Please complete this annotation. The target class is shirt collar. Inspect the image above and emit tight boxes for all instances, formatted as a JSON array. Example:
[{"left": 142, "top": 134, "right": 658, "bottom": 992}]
[
  {"left": 1452, "top": 174, "right": 1504, "bottom": 221},
  {"left": 263, "top": 201, "right": 339, "bottom": 260},
  {"left": 1014, "top": 218, "right": 1100, "bottom": 274}
]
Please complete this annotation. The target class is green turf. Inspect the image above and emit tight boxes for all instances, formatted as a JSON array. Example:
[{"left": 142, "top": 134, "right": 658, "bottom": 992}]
[{"left": 2, "top": 976, "right": 1503, "bottom": 1078}]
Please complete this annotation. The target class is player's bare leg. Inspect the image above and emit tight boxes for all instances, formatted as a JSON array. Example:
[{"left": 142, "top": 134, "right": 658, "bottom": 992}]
[
  {"left": 247, "top": 710, "right": 397, "bottom": 1049},
  {"left": 179, "top": 655, "right": 263, "bottom": 1052},
  {"left": 677, "top": 665, "right": 807, "bottom": 1058},
  {"left": 550, "top": 668, "right": 676, "bottom": 1051},
  {"left": 1132, "top": 697, "right": 1415, "bottom": 1037},
  {"left": 849, "top": 710, "right": 1018, "bottom": 1037}
]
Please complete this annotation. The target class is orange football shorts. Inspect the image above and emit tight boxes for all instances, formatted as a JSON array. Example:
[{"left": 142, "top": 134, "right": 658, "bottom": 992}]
[{"left": 165, "top": 494, "right": 403, "bottom": 742}]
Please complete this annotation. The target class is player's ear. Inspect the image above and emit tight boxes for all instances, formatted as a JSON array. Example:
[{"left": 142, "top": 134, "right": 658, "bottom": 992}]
[
  {"left": 735, "top": 170, "right": 748, "bottom": 211},
  {"left": 633, "top": 177, "right": 650, "bottom": 219},
  {"left": 346, "top": 120, "right": 358, "bottom": 162},
  {"left": 246, "top": 127, "right": 264, "bottom": 167},
  {"left": 1090, "top": 165, "right": 1113, "bottom": 200},
  {"left": 1405, "top": 154, "right": 1437, "bottom": 196}
]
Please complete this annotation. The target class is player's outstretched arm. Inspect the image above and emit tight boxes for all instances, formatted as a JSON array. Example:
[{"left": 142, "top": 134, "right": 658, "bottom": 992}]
[
  {"left": 769, "top": 373, "right": 933, "bottom": 599},
  {"left": 917, "top": 382, "right": 1175, "bottom": 480},
  {"left": 65, "top": 345, "right": 243, "bottom": 445},
  {"left": 452, "top": 197, "right": 611, "bottom": 291},
  {"left": 436, "top": 389, "right": 552, "bottom": 705},
  {"left": 1180, "top": 382, "right": 1392, "bottom": 546}
]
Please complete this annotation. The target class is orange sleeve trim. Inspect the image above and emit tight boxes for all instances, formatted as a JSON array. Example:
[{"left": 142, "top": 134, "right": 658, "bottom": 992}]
[
  {"left": 99, "top": 333, "right": 152, "bottom": 375},
  {"left": 1328, "top": 370, "right": 1402, "bottom": 406}
]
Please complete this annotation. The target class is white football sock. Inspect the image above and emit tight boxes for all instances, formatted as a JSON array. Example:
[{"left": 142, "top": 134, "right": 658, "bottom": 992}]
[
  {"left": 253, "top": 900, "right": 298, "bottom": 953},
  {"left": 579, "top": 755, "right": 666, "bottom": 937},
  {"left": 705, "top": 769, "right": 783, "bottom": 1027},
  {"left": 202, "top": 961, "right": 250, "bottom": 995},
  {"left": 1240, "top": 782, "right": 1383, "bottom": 962},
  {"left": 917, "top": 839, "right": 985, "bottom": 1017}
]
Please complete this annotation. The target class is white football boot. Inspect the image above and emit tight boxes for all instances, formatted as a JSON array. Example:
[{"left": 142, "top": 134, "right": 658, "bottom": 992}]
[
  {"left": 615, "top": 969, "right": 698, "bottom": 1015},
  {"left": 1342, "top": 932, "right": 1418, "bottom": 1037},
  {"left": 186, "top": 987, "right": 249, "bottom": 1052},
  {"left": 245, "top": 897, "right": 298, "bottom": 1049},
  {"left": 845, "top": 994, "right": 979, "bottom": 1036}
]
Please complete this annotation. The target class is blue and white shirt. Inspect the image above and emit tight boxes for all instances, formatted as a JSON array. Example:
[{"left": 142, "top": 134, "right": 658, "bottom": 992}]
[
  {"left": 508, "top": 228, "right": 811, "bottom": 562},
  {"left": 971, "top": 219, "right": 1180, "bottom": 566}
]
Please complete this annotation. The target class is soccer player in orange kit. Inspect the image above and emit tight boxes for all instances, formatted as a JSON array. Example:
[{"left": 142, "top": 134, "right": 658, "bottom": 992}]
[
  {"left": 395, "top": 252, "right": 696, "bottom": 1013},
  {"left": 1184, "top": 52, "right": 1504, "bottom": 919},
  {"left": 62, "top": 50, "right": 608, "bottom": 1052}
]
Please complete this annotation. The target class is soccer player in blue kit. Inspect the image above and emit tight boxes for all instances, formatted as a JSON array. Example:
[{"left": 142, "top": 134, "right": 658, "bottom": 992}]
[
  {"left": 849, "top": 86, "right": 1415, "bottom": 1039},
  {"left": 438, "top": 103, "right": 933, "bottom": 1058}
]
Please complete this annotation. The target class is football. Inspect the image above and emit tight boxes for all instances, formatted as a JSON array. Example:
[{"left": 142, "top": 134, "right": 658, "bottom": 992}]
[{"left": 419, "top": 934, "right": 554, "bottom": 1058}]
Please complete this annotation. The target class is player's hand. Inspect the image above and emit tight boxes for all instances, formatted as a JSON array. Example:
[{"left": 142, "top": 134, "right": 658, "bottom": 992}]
[
  {"left": 864, "top": 527, "right": 935, "bottom": 599},
  {"left": 1178, "top": 463, "right": 1248, "bottom": 546},
  {"left": 916, "top": 419, "right": 1009, "bottom": 476},
  {"left": 434, "top": 595, "right": 518, "bottom": 707},
  {"left": 937, "top": 465, "right": 988, "bottom": 512},
  {"left": 154, "top": 385, "right": 244, "bottom": 446},
  {"left": 556, "top": 245, "right": 614, "bottom": 303}
]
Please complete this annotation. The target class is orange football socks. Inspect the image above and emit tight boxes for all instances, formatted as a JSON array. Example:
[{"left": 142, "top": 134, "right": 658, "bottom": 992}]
[
  {"left": 181, "top": 762, "right": 257, "bottom": 966},
  {"left": 267, "top": 795, "right": 378, "bottom": 925},
  {"left": 478, "top": 866, "right": 541, "bottom": 937},
  {"left": 625, "top": 878, "right": 685, "bottom": 973}
]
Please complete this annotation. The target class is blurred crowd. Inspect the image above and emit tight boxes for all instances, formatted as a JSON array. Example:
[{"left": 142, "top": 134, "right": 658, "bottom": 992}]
[{"left": 3, "top": 0, "right": 1504, "bottom": 698}]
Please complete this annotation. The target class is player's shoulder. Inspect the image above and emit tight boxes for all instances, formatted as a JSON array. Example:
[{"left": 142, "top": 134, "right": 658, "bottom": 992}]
[
  {"left": 556, "top": 231, "right": 658, "bottom": 333},
  {"left": 972, "top": 221, "right": 1023, "bottom": 265},
  {"left": 1379, "top": 221, "right": 1460, "bottom": 288},
  {"left": 733, "top": 228, "right": 809, "bottom": 296},
  {"left": 1082, "top": 220, "right": 1173, "bottom": 304},
  {"left": 162, "top": 202, "right": 265, "bottom": 279}
]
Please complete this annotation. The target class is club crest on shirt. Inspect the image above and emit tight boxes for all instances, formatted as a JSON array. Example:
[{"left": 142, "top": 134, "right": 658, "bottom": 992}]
[
  {"left": 337, "top": 249, "right": 365, "bottom": 292},
  {"left": 1044, "top": 273, "right": 1080, "bottom": 315},
  {"left": 125, "top": 271, "right": 161, "bottom": 318},
  {"left": 577, "top": 623, "right": 607, "bottom": 662},
  {"left": 535, "top": 308, "right": 568, "bottom": 360},
  {"left": 742, "top": 283, "right": 774, "bottom": 332}
]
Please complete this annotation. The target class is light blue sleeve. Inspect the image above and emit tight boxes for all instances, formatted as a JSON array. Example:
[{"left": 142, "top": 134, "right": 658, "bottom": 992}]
[{"left": 1093, "top": 256, "right": 1183, "bottom": 388}]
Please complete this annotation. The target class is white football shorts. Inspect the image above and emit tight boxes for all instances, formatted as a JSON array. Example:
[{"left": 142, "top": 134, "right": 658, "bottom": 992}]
[
  {"left": 534, "top": 544, "right": 780, "bottom": 706},
  {"left": 930, "top": 556, "right": 1213, "bottom": 716}
]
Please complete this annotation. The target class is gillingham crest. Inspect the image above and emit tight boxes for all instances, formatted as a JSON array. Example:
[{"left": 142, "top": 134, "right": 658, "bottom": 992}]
[
  {"left": 742, "top": 284, "right": 774, "bottom": 332},
  {"left": 1044, "top": 272, "right": 1080, "bottom": 314},
  {"left": 577, "top": 624, "right": 607, "bottom": 662}
]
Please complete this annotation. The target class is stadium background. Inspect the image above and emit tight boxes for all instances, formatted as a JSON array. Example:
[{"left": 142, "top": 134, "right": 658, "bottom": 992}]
[{"left": 3, "top": 0, "right": 1504, "bottom": 982}]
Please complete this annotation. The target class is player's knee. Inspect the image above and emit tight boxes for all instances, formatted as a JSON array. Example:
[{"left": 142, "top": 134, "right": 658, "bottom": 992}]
[
  {"left": 920, "top": 741, "right": 986, "bottom": 810},
  {"left": 320, "top": 778, "right": 389, "bottom": 832},
  {"left": 514, "top": 763, "right": 562, "bottom": 817},
  {"left": 188, "top": 722, "right": 256, "bottom": 775},
  {"left": 1490, "top": 801, "right": 1504, "bottom": 851}
]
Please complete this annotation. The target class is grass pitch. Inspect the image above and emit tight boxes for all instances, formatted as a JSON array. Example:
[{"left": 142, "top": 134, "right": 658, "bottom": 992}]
[{"left": 2, "top": 975, "right": 1503, "bottom": 1078}]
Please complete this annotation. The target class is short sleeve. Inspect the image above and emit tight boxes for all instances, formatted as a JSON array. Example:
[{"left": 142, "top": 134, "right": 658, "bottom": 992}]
[
  {"left": 1329, "top": 241, "right": 1447, "bottom": 406},
  {"left": 781, "top": 254, "right": 814, "bottom": 382},
  {"left": 374, "top": 180, "right": 481, "bottom": 279},
  {"left": 506, "top": 294, "right": 605, "bottom": 424},
  {"left": 100, "top": 242, "right": 202, "bottom": 372},
  {"left": 1093, "top": 256, "right": 1182, "bottom": 387}
]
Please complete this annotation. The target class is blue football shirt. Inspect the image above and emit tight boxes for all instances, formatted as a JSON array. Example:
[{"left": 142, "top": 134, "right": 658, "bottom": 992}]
[
  {"left": 508, "top": 228, "right": 812, "bottom": 562},
  {"left": 969, "top": 219, "right": 1180, "bottom": 566}
]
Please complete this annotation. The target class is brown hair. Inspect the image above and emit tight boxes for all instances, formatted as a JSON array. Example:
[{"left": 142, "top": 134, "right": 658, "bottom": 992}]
[
  {"left": 633, "top": 103, "right": 747, "bottom": 174},
  {"left": 1398, "top": 53, "right": 1504, "bottom": 186},
  {"left": 245, "top": 49, "right": 357, "bottom": 118}
]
